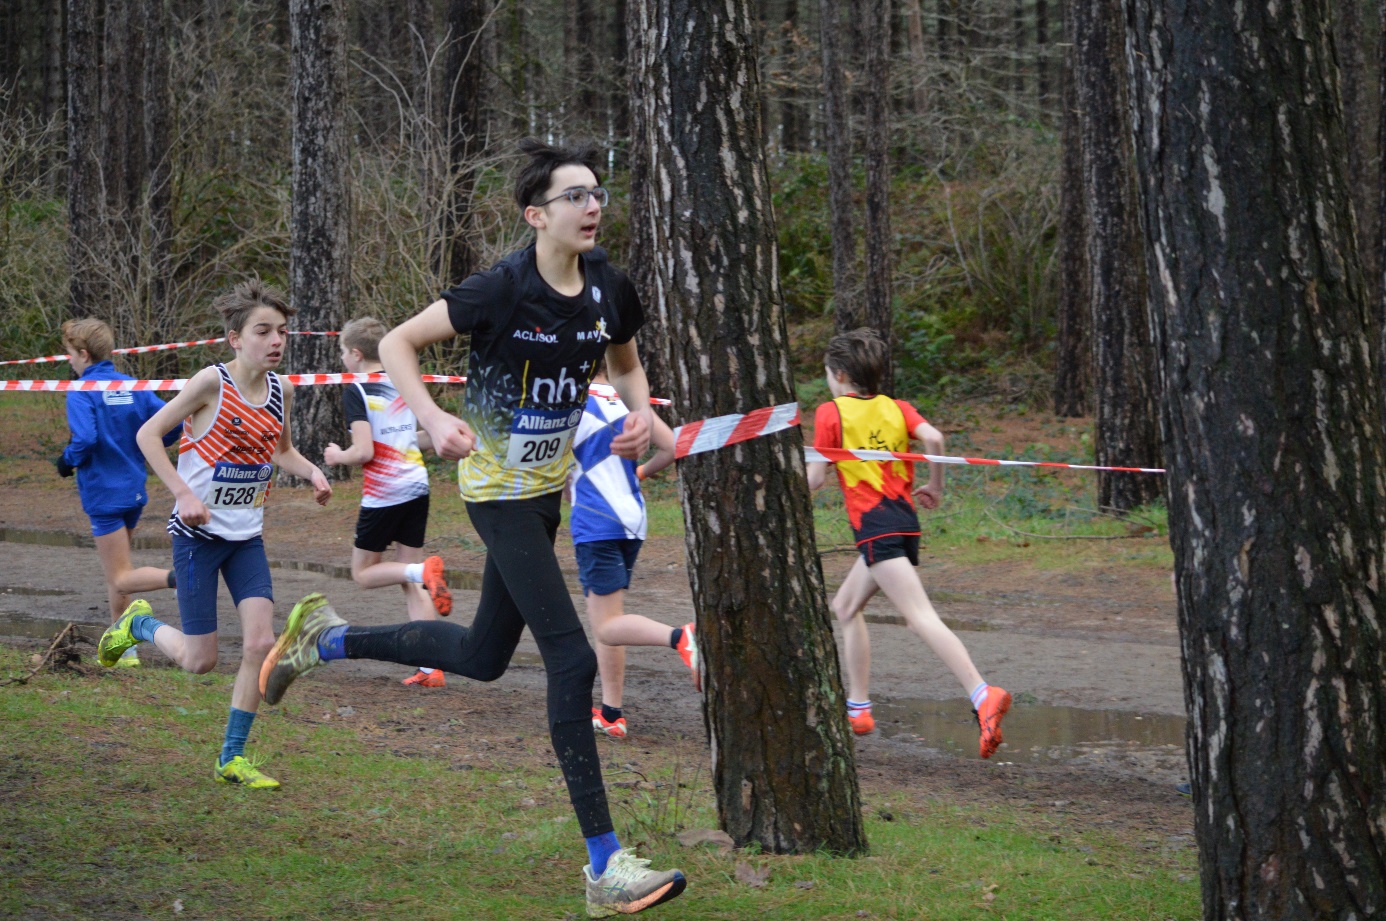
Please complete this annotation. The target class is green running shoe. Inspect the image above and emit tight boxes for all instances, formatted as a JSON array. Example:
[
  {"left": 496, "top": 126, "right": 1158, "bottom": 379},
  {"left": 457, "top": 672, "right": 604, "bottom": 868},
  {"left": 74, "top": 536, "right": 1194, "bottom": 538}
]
[
  {"left": 114, "top": 647, "right": 141, "bottom": 668},
  {"left": 215, "top": 754, "right": 280, "bottom": 790},
  {"left": 584, "top": 848, "right": 687, "bottom": 918},
  {"left": 258, "top": 593, "right": 345, "bottom": 705},
  {"left": 98, "top": 599, "right": 149, "bottom": 667}
]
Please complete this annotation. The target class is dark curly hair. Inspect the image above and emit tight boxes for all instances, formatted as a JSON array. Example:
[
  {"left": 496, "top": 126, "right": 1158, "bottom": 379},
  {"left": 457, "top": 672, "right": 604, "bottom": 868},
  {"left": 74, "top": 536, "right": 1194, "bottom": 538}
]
[{"left": 514, "top": 138, "right": 604, "bottom": 210}]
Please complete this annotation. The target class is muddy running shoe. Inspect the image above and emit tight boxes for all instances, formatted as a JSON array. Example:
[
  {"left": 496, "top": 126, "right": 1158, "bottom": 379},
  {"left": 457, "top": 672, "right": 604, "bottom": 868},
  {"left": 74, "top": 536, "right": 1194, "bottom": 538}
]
[
  {"left": 1176, "top": 782, "right": 1192, "bottom": 797},
  {"left": 423, "top": 555, "right": 452, "bottom": 616},
  {"left": 584, "top": 848, "right": 686, "bottom": 918},
  {"left": 975, "top": 685, "right": 1012, "bottom": 759},
  {"left": 258, "top": 593, "right": 346, "bottom": 705},
  {"left": 214, "top": 754, "right": 280, "bottom": 790},
  {"left": 115, "top": 647, "right": 141, "bottom": 668},
  {"left": 848, "top": 709, "right": 876, "bottom": 735},
  {"left": 402, "top": 668, "right": 446, "bottom": 688},
  {"left": 98, "top": 599, "right": 148, "bottom": 667},
  {"left": 676, "top": 623, "right": 700, "bottom": 692},
  {"left": 592, "top": 707, "right": 627, "bottom": 739}
]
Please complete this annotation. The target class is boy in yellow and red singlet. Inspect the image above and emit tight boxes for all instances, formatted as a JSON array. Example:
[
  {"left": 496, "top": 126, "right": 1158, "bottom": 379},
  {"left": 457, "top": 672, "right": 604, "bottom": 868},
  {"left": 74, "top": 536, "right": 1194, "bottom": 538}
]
[
  {"left": 807, "top": 328, "right": 1012, "bottom": 758},
  {"left": 323, "top": 316, "right": 452, "bottom": 687},
  {"left": 96, "top": 280, "right": 332, "bottom": 789}
]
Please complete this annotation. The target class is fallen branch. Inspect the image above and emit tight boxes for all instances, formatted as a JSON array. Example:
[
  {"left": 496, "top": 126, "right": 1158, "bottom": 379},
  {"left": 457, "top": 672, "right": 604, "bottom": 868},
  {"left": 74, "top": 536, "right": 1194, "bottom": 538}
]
[{"left": 1, "top": 622, "right": 77, "bottom": 686}]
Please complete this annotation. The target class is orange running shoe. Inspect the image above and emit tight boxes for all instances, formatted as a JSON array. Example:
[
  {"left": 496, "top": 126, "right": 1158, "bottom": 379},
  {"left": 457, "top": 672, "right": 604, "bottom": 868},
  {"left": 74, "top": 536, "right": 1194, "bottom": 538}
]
[
  {"left": 848, "top": 709, "right": 876, "bottom": 735},
  {"left": 975, "top": 685, "right": 1012, "bottom": 759},
  {"left": 422, "top": 555, "right": 452, "bottom": 617},
  {"left": 675, "top": 622, "right": 701, "bottom": 692},
  {"left": 592, "top": 707, "right": 628, "bottom": 739},
  {"left": 402, "top": 668, "right": 445, "bottom": 688}
]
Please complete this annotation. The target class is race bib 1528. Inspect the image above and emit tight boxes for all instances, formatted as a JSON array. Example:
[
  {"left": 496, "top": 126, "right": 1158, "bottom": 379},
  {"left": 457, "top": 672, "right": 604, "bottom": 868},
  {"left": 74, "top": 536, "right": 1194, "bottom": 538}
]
[
  {"left": 505, "top": 407, "right": 583, "bottom": 469},
  {"left": 208, "top": 461, "right": 274, "bottom": 509}
]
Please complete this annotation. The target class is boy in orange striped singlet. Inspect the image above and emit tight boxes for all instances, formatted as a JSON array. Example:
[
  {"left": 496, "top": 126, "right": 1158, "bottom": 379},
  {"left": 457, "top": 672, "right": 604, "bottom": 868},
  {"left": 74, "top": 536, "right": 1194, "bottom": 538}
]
[
  {"left": 97, "top": 279, "right": 333, "bottom": 789},
  {"left": 806, "top": 328, "right": 1012, "bottom": 759}
]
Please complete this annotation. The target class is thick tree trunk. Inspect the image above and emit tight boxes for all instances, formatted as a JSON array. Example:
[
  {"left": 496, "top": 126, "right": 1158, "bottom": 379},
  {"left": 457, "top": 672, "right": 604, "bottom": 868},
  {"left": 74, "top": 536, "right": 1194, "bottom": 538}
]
[
  {"left": 143, "top": 0, "right": 175, "bottom": 377},
  {"left": 1124, "top": 1, "right": 1386, "bottom": 917},
  {"left": 633, "top": 0, "right": 867, "bottom": 855},
  {"left": 43, "top": 0, "right": 64, "bottom": 126},
  {"left": 1337, "top": 0, "right": 1377, "bottom": 307},
  {"left": 288, "top": 0, "right": 350, "bottom": 478},
  {"left": 1074, "top": 0, "right": 1159, "bottom": 511},
  {"left": 66, "top": 0, "right": 102, "bottom": 318},
  {"left": 820, "top": 0, "right": 859, "bottom": 330},
  {"left": 859, "top": 0, "right": 893, "bottom": 392},
  {"left": 101, "top": 0, "right": 145, "bottom": 225},
  {"left": 440, "top": 0, "right": 482, "bottom": 288},
  {"left": 1052, "top": 18, "right": 1089, "bottom": 417},
  {"left": 1379, "top": 0, "right": 1386, "bottom": 424}
]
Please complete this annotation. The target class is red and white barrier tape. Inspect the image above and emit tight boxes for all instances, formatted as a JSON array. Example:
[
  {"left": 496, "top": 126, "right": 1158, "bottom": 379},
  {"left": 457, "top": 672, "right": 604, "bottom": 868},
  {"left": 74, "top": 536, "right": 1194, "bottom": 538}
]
[
  {"left": 805, "top": 446, "right": 1164, "bottom": 474},
  {"left": 672, "top": 402, "right": 800, "bottom": 458},
  {"left": 0, "top": 330, "right": 339, "bottom": 366},
  {"left": 0, "top": 372, "right": 466, "bottom": 391},
  {"left": 587, "top": 382, "right": 673, "bottom": 407}
]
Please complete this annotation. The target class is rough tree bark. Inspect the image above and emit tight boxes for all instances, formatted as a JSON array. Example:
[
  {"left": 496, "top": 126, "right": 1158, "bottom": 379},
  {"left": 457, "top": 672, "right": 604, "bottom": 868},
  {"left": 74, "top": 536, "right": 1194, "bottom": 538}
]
[
  {"left": 820, "top": 0, "right": 859, "bottom": 330},
  {"left": 1124, "top": 1, "right": 1386, "bottom": 917},
  {"left": 1380, "top": 0, "right": 1386, "bottom": 424},
  {"left": 859, "top": 0, "right": 893, "bottom": 392},
  {"left": 66, "top": 0, "right": 102, "bottom": 318},
  {"left": 632, "top": 0, "right": 867, "bottom": 855},
  {"left": 143, "top": 0, "right": 175, "bottom": 377},
  {"left": 440, "top": 0, "right": 483, "bottom": 288},
  {"left": 288, "top": 0, "right": 350, "bottom": 477},
  {"left": 1073, "top": 0, "right": 1160, "bottom": 511},
  {"left": 1052, "top": 14, "right": 1089, "bottom": 418},
  {"left": 1336, "top": 0, "right": 1376, "bottom": 306}
]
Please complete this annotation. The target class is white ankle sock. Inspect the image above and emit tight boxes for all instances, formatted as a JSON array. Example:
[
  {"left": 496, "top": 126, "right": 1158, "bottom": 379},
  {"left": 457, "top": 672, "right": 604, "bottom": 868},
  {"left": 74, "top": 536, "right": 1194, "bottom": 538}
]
[
  {"left": 403, "top": 563, "right": 425, "bottom": 583},
  {"left": 847, "top": 699, "right": 872, "bottom": 716},
  {"left": 419, "top": 667, "right": 436, "bottom": 674},
  {"left": 969, "top": 683, "right": 989, "bottom": 709}
]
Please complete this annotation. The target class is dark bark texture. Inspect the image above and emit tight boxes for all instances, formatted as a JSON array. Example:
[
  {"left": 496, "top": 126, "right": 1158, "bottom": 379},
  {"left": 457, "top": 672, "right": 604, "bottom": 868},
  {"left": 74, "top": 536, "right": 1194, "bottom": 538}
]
[
  {"left": 1052, "top": 15, "right": 1089, "bottom": 418},
  {"left": 1336, "top": 0, "right": 1377, "bottom": 307},
  {"left": 859, "top": 0, "right": 894, "bottom": 393},
  {"left": 1073, "top": 0, "right": 1160, "bottom": 511},
  {"left": 288, "top": 0, "right": 350, "bottom": 477},
  {"left": 441, "top": 0, "right": 483, "bottom": 287},
  {"left": 1124, "top": 1, "right": 1386, "bottom": 917},
  {"left": 820, "top": 0, "right": 859, "bottom": 330},
  {"left": 632, "top": 0, "right": 867, "bottom": 855},
  {"left": 66, "top": 0, "right": 102, "bottom": 318}
]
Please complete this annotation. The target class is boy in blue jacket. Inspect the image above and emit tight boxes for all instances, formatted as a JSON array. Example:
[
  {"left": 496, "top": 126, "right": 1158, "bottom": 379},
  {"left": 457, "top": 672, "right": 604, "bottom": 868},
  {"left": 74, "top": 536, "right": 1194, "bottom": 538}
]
[{"left": 57, "top": 319, "right": 177, "bottom": 665}]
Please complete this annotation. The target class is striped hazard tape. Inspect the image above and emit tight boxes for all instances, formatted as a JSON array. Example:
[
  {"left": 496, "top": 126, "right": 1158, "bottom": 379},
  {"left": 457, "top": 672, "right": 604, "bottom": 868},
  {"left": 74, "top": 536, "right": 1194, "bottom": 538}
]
[
  {"left": 805, "top": 446, "right": 1164, "bottom": 474},
  {"left": 672, "top": 401, "right": 800, "bottom": 458},
  {"left": 0, "top": 372, "right": 467, "bottom": 391},
  {"left": 0, "top": 331, "right": 339, "bottom": 366}
]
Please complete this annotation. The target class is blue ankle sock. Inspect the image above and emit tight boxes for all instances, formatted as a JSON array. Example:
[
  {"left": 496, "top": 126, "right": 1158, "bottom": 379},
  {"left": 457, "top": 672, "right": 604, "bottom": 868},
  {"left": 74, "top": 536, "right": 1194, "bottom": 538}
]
[
  {"left": 586, "top": 831, "right": 622, "bottom": 876},
  {"left": 129, "top": 614, "right": 165, "bottom": 644},
  {"left": 219, "top": 707, "right": 256, "bottom": 767},
  {"left": 317, "top": 624, "right": 348, "bottom": 660}
]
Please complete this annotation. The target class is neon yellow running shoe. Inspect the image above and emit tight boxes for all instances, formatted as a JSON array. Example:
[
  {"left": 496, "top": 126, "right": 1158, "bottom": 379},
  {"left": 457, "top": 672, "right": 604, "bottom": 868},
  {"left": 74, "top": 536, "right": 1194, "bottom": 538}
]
[
  {"left": 114, "top": 647, "right": 141, "bottom": 668},
  {"left": 214, "top": 755, "right": 281, "bottom": 790},
  {"left": 258, "top": 593, "right": 346, "bottom": 706},
  {"left": 98, "top": 599, "right": 149, "bottom": 667}
]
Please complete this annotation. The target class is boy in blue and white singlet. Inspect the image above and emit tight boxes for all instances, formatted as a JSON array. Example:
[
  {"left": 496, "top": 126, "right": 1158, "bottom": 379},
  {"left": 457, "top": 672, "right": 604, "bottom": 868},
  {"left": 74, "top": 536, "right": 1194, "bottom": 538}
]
[
  {"left": 571, "top": 364, "right": 699, "bottom": 739},
  {"left": 97, "top": 280, "right": 333, "bottom": 790},
  {"left": 56, "top": 318, "right": 179, "bottom": 666}
]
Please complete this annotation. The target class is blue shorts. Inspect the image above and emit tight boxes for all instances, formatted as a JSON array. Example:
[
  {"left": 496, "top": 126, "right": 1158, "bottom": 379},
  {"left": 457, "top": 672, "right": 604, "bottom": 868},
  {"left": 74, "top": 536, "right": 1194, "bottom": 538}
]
[
  {"left": 172, "top": 534, "right": 274, "bottom": 636},
  {"left": 574, "top": 538, "right": 643, "bottom": 597},
  {"left": 89, "top": 507, "right": 143, "bottom": 538}
]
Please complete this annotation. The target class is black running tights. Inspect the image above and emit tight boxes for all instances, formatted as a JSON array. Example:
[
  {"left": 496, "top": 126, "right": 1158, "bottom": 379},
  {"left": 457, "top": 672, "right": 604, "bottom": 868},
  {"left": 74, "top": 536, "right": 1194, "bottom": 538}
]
[{"left": 342, "top": 490, "right": 611, "bottom": 837}]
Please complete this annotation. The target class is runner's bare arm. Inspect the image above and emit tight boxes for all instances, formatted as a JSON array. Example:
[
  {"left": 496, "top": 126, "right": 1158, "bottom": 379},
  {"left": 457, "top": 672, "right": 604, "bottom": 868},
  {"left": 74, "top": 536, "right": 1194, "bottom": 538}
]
[
  {"left": 806, "top": 461, "right": 831, "bottom": 492},
  {"left": 606, "top": 339, "right": 652, "bottom": 460},
  {"left": 324, "top": 420, "right": 374, "bottom": 467},
  {"left": 636, "top": 414, "right": 678, "bottom": 479},
  {"left": 911, "top": 421, "right": 945, "bottom": 509},
  {"left": 136, "top": 366, "right": 223, "bottom": 523},
  {"left": 273, "top": 382, "right": 332, "bottom": 505},
  {"left": 379, "top": 301, "right": 474, "bottom": 460}
]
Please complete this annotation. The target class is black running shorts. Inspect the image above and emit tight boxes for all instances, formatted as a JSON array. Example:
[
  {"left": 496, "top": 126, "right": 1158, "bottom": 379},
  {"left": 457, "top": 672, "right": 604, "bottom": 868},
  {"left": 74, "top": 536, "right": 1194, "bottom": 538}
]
[{"left": 354, "top": 493, "right": 430, "bottom": 553}]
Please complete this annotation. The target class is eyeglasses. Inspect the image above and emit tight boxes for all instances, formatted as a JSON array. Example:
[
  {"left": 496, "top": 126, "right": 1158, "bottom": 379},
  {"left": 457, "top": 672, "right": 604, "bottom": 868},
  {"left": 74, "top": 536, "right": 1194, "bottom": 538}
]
[{"left": 535, "top": 186, "right": 610, "bottom": 209}]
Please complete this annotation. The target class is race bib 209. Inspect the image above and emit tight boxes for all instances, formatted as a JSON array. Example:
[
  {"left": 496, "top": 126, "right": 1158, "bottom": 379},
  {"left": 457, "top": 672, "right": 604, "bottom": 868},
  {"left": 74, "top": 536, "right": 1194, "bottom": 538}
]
[{"left": 505, "top": 407, "right": 583, "bottom": 469}]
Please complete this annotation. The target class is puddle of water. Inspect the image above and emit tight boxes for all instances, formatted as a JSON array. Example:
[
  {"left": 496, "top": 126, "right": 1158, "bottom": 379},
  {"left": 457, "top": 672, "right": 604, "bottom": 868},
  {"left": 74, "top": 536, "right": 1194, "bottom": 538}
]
[
  {"left": 0, "top": 611, "right": 99, "bottom": 642},
  {"left": 1, "top": 586, "right": 76, "bottom": 597},
  {"left": 875, "top": 697, "right": 1186, "bottom": 764},
  {"left": 0, "top": 526, "right": 168, "bottom": 551}
]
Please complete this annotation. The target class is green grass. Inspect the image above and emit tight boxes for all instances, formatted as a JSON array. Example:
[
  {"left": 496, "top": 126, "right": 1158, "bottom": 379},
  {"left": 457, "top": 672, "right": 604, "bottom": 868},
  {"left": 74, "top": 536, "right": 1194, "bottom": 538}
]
[{"left": 0, "top": 649, "right": 1198, "bottom": 920}]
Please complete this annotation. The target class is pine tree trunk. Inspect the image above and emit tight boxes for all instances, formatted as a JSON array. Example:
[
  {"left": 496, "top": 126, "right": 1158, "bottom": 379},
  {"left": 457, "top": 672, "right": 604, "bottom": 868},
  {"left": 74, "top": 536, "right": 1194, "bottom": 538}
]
[
  {"left": 66, "top": 0, "right": 102, "bottom": 318},
  {"left": 1052, "top": 15, "right": 1089, "bottom": 418},
  {"left": 143, "top": 0, "right": 175, "bottom": 377},
  {"left": 43, "top": 0, "right": 64, "bottom": 127},
  {"left": 1074, "top": 0, "right": 1159, "bottom": 511},
  {"left": 820, "top": 0, "right": 859, "bottom": 330},
  {"left": 1379, "top": 0, "right": 1386, "bottom": 425},
  {"left": 1124, "top": 0, "right": 1386, "bottom": 915},
  {"left": 440, "top": 0, "right": 482, "bottom": 288},
  {"left": 859, "top": 0, "right": 893, "bottom": 392},
  {"left": 288, "top": 0, "right": 350, "bottom": 479},
  {"left": 1337, "top": 0, "right": 1377, "bottom": 308},
  {"left": 633, "top": 0, "right": 867, "bottom": 855}
]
